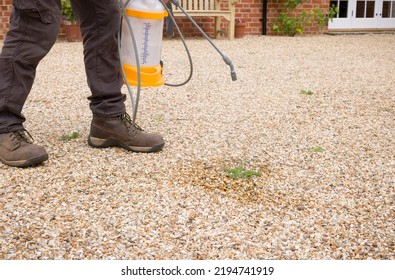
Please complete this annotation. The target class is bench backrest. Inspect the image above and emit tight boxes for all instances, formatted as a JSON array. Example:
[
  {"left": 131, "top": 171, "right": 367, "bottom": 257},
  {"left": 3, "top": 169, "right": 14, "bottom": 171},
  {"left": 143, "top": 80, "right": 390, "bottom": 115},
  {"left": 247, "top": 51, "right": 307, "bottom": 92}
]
[{"left": 175, "top": 0, "right": 218, "bottom": 11}]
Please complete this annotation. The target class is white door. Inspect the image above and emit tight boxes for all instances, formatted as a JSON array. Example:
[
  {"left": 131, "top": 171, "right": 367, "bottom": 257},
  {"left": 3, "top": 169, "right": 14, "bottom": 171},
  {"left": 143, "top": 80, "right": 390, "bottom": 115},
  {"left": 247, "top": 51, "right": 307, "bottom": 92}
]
[
  {"left": 328, "top": 0, "right": 395, "bottom": 29},
  {"left": 352, "top": 0, "right": 379, "bottom": 28},
  {"left": 328, "top": 0, "right": 353, "bottom": 29},
  {"left": 379, "top": 0, "right": 395, "bottom": 27}
]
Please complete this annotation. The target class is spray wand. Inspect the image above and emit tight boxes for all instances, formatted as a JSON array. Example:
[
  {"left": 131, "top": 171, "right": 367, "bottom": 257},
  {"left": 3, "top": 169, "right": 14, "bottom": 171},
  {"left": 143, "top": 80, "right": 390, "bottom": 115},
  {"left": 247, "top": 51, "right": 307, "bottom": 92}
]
[{"left": 165, "top": 0, "right": 237, "bottom": 82}]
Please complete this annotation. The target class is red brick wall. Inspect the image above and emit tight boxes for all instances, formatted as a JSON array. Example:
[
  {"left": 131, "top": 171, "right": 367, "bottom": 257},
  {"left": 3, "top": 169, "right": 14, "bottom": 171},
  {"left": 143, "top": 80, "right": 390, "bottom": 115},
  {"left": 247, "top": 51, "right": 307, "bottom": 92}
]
[
  {"left": 0, "top": 0, "right": 12, "bottom": 41},
  {"left": 235, "top": 0, "right": 264, "bottom": 35},
  {"left": 266, "top": 0, "right": 331, "bottom": 35},
  {"left": 0, "top": 0, "right": 332, "bottom": 40}
]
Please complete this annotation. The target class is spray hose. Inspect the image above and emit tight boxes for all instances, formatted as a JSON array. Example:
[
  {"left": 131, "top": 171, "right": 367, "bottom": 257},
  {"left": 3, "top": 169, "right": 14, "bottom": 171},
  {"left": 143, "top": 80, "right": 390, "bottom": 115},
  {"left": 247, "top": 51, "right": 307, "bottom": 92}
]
[{"left": 118, "top": 0, "right": 237, "bottom": 123}]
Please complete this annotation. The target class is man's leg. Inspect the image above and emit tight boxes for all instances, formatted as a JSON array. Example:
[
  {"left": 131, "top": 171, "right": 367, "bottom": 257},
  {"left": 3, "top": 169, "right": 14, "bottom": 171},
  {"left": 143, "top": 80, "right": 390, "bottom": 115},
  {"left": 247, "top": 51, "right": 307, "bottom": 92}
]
[
  {"left": 71, "top": 0, "right": 165, "bottom": 152},
  {"left": 69, "top": 0, "right": 125, "bottom": 116},
  {"left": 0, "top": 0, "right": 61, "bottom": 167}
]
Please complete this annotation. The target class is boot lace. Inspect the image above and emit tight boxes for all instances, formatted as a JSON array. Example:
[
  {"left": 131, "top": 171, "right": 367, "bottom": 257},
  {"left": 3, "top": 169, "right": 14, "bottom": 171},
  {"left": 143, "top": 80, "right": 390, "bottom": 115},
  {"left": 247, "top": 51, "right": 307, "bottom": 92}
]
[
  {"left": 119, "top": 113, "right": 144, "bottom": 135},
  {"left": 9, "top": 129, "right": 34, "bottom": 146}
]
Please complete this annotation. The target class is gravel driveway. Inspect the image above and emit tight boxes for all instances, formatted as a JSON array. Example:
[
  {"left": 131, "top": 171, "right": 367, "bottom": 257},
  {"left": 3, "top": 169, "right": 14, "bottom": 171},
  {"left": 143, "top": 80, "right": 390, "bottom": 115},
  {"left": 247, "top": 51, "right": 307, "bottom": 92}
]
[{"left": 0, "top": 34, "right": 394, "bottom": 259}]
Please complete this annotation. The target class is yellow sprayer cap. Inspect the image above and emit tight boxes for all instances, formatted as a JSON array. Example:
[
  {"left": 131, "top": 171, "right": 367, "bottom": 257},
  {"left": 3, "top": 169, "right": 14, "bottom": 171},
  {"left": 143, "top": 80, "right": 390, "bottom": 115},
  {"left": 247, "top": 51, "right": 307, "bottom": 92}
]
[{"left": 125, "top": 9, "right": 168, "bottom": 20}]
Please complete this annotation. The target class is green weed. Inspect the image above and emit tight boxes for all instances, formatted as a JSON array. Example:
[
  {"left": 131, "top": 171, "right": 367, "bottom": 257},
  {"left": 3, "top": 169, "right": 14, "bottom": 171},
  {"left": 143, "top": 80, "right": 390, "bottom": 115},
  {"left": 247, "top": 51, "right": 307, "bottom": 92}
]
[
  {"left": 153, "top": 114, "right": 164, "bottom": 122},
  {"left": 224, "top": 166, "right": 261, "bottom": 179},
  {"left": 61, "top": 131, "right": 80, "bottom": 141},
  {"left": 300, "top": 90, "right": 314, "bottom": 95},
  {"left": 310, "top": 146, "right": 324, "bottom": 152}
]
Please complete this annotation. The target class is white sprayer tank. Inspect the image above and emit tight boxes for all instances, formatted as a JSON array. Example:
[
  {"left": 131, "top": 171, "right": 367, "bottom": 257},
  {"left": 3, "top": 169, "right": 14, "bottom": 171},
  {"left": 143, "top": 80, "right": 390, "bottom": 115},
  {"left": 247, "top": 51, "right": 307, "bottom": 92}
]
[{"left": 121, "top": 0, "right": 166, "bottom": 87}]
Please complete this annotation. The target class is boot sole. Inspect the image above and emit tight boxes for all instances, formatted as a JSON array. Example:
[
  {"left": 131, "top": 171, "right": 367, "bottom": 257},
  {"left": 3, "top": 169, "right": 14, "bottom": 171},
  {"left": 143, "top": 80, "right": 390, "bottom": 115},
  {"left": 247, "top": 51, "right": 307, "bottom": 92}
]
[
  {"left": 88, "top": 136, "right": 164, "bottom": 153},
  {"left": 0, "top": 154, "right": 48, "bottom": 168}
]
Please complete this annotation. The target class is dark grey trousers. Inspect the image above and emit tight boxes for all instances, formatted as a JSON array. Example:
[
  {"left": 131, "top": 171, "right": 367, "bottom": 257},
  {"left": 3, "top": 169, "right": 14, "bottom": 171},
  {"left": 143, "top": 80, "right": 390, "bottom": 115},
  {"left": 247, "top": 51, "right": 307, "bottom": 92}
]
[{"left": 0, "top": 0, "right": 126, "bottom": 133}]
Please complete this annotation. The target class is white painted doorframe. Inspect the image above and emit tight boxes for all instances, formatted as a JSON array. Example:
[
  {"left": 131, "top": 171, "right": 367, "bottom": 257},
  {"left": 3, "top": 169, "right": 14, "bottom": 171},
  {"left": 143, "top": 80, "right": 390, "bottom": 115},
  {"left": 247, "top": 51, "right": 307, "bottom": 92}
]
[{"left": 328, "top": 0, "right": 395, "bottom": 29}]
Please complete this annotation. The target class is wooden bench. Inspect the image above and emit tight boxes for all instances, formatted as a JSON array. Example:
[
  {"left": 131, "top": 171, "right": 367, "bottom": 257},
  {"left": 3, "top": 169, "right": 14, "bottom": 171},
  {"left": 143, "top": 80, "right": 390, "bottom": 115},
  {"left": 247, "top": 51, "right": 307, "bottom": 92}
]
[{"left": 172, "top": 0, "right": 237, "bottom": 40}]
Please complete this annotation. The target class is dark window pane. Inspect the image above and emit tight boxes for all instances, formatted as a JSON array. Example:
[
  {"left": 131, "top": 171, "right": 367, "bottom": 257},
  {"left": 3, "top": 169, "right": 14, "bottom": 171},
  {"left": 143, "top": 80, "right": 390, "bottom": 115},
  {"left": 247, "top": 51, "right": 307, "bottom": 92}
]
[
  {"left": 383, "top": 1, "right": 390, "bottom": 18},
  {"left": 356, "top": 1, "right": 365, "bottom": 18},
  {"left": 339, "top": 1, "right": 348, "bottom": 18},
  {"left": 392, "top": 1, "right": 395, "bottom": 17},
  {"left": 366, "top": 1, "right": 375, "bottom": 18}
]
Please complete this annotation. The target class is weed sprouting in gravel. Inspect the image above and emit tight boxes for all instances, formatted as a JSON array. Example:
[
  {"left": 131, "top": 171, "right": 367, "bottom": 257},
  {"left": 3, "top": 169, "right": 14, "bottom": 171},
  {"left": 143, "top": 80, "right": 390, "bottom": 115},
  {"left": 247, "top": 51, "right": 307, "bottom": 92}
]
[
  {"left": 309, "top": 146, "right": 324, "bottom": 152},
  {"left": 300, "top": 90, "right": 314, "bottom": 95},
  {"left": 61, "top": 131, "right": 80, "bottom": 141},
  {"left": 224, "top": 166, "right": 261, "bottom": 179}
]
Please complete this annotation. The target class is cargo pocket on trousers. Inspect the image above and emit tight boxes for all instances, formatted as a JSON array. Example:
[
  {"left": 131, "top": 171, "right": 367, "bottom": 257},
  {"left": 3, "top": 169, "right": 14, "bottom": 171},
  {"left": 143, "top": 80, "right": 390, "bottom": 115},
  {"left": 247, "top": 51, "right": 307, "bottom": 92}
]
[
  {"left": 22, "top": 9, "right": 56, "bottom": 24},
  {"left": 14, "top": 0, "right": 55, "bottom": 24}
]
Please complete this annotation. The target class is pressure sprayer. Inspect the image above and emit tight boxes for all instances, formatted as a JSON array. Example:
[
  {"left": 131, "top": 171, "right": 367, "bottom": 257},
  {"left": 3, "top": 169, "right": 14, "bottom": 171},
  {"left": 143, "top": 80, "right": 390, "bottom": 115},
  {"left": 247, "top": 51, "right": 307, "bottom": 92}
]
[{"left": 118, "top": 0, "right": 237, "bottom": 123}]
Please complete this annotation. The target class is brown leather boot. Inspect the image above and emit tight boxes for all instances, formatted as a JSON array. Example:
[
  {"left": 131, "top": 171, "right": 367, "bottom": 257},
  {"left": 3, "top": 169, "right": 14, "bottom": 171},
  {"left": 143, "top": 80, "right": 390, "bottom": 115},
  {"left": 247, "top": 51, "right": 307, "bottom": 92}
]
[
  {"left": 0, "top": 130, "right": 48, "bottom": 168},
  {"left": 88, "top": 113, "right": 165, "bottom": 153}
]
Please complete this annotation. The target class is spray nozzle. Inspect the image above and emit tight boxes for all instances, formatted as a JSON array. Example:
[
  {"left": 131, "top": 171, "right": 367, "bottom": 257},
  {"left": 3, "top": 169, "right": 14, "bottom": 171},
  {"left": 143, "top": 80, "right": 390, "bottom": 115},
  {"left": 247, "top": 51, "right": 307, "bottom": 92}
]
[
  {"left": 230, "top": 71, "right": 237, "bottom": 81},
  {"left": 223, "top": 55, "right": 237, "bottom": 81}
]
